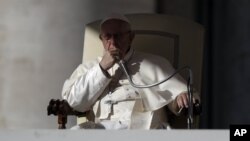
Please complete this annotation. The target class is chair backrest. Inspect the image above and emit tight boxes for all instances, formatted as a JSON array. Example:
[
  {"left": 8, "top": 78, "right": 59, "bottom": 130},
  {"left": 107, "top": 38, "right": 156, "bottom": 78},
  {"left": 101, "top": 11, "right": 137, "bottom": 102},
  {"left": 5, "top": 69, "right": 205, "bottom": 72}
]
[{"left": 83, "top": 13, "right": 204, "bottom": 93}]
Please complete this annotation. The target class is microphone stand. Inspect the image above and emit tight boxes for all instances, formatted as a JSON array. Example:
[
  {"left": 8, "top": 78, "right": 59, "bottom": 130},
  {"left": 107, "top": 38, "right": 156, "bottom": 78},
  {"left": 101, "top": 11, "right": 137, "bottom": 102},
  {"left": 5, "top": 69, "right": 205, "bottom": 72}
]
[{"left": 187, "top": 70, "right": 194, "bottom": 129}]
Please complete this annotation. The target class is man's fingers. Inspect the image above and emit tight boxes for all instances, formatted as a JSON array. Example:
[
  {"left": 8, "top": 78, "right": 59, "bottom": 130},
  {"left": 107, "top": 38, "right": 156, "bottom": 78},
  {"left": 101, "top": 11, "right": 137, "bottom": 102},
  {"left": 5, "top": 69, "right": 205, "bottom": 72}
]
[
  {"left": 183, "top": 96, "right": 189, "bottom": 108},
  {"left": 177, "top": 93, "right": 201, "bottom": 110},
  {"left": 177, "top": 96, "right": 185, "bottom": 109},
  {"left": 177, "top": 93, "right": 189, "bottom": 108}
]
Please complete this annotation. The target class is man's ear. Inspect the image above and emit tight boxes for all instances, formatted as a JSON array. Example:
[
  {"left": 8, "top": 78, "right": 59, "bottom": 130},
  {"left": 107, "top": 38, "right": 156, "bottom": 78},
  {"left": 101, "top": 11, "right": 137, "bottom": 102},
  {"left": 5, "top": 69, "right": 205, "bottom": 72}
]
[{"left": 99, "top": 34, "right": 102, "bottom": 40}]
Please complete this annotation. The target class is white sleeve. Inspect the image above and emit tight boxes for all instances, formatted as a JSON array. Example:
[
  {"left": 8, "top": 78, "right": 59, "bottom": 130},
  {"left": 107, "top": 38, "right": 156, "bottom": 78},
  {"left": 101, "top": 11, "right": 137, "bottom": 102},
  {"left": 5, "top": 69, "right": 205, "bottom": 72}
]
[
  {"left": 136, "top": 54, "right": 188, "bottom": 111},
  {"left": 62, "top": 63, "right": 111, "bottom": 112}
]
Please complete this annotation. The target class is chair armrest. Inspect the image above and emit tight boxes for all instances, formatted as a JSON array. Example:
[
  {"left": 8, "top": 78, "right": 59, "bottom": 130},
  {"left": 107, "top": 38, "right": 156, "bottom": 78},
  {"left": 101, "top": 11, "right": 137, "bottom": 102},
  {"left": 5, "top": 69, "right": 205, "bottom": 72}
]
[{"left": 47, "top": 99, "right": 86, "bottom": 129}]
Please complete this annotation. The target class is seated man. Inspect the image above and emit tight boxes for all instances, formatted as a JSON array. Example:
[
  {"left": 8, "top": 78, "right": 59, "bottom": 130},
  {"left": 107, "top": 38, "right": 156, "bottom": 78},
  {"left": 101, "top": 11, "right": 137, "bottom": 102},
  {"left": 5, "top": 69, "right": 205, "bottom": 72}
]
[{"left": 62, "top": 14, "right": 194, "bottom": 129}]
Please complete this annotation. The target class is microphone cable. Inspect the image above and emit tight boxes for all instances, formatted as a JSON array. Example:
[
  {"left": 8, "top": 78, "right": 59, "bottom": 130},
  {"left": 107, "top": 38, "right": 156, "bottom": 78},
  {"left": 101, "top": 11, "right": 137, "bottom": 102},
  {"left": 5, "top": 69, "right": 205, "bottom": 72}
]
[{"left": 117, "top": 60, "right": 193, "bottom": 88}]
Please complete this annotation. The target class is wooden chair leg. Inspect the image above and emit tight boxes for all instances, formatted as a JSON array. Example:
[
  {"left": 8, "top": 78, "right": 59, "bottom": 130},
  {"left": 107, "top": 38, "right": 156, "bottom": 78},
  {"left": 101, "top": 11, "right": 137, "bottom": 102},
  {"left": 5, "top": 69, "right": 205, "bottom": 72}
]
[{"left": 58, "top": 115, "right": 67, "bottom": 129}]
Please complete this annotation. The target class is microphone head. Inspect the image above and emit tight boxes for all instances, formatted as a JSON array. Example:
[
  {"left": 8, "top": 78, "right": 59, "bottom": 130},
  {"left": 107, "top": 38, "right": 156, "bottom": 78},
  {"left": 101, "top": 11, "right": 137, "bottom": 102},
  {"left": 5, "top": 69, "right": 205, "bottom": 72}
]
[{"left": 114, "top": 56, "right": 120, "bottom": 61}]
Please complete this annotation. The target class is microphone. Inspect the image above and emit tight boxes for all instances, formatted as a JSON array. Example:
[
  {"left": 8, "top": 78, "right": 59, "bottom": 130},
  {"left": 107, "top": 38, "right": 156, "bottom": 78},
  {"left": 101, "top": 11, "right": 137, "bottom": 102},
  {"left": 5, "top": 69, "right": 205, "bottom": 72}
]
[{"left": 114, "top": 56, "right": 120, "bottom": 61}]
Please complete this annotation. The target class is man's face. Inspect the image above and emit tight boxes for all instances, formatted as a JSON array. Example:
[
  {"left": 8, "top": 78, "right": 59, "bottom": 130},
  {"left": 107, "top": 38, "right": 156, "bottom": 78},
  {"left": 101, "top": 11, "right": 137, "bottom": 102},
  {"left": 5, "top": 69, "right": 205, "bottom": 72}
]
[{"left": 100, "top": 19, "right": 134, "bottom": 58}]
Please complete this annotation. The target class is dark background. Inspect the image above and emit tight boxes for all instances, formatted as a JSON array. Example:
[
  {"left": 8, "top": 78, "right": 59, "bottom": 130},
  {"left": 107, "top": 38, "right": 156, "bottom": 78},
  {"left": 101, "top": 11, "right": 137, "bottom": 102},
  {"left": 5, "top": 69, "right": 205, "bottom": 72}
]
[{"left": 156, "top": 0, "right": 250, "bottom": 129}]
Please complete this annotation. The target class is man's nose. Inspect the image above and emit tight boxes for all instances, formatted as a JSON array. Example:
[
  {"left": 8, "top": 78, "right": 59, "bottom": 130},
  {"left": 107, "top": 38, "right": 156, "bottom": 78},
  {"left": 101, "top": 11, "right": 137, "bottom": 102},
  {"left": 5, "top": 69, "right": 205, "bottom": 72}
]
[{"left": 108, "top": 36, "right": 118, "bottom": 45}]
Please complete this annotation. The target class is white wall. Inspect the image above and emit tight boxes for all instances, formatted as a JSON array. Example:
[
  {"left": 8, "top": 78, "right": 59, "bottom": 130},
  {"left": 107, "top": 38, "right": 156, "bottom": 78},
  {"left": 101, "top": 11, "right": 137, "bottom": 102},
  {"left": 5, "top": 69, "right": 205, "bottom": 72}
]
[{"left": 0, "top": 0, "right": 154, "bottom": 129}]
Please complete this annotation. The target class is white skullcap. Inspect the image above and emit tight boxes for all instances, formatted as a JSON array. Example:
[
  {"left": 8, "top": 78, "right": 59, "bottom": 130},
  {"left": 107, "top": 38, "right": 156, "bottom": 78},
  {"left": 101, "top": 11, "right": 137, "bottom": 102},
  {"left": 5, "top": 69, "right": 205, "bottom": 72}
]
[{"left": 100, "top": 13, "right": 130, "bottom": 27}]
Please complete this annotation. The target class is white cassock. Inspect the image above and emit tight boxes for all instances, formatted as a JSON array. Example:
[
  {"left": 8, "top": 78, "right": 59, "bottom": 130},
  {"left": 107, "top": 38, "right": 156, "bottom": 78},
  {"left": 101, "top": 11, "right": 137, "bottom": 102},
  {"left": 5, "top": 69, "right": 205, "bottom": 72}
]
[{"left": 62, "top": 48, "right": 188, "bottom": 129}]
